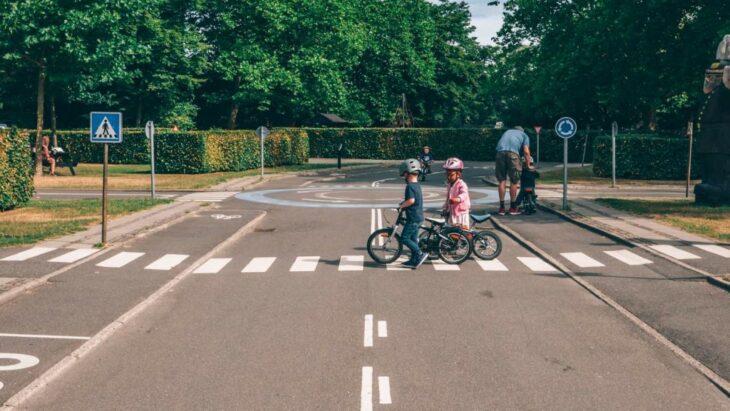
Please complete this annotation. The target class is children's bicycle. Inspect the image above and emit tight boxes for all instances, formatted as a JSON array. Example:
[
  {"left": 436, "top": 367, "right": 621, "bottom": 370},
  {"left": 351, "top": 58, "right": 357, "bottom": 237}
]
[
  {"left": 367, "top": 208, "right": 472, "bottom": 265},
  {"left": 423, "top": 212, "right": 502, "bottom": 260}
]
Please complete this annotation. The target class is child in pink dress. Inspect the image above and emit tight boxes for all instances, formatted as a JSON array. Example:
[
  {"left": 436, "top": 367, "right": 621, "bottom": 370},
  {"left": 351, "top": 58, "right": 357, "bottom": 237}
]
[{"left": 442, "top": 157, "right": 471, "bottom": 229}]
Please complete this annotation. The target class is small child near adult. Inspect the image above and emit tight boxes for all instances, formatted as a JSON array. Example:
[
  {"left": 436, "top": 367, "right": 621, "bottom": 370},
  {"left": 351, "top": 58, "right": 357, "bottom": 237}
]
[
  {"left": 399, "top": 158, "right": 428, "bottom": 269},
  {"left": 516, "top": 158, "right": 540, "bottom": 215},
  {"left": 441, "top": 157, "right": 471, "bottom": 229}
]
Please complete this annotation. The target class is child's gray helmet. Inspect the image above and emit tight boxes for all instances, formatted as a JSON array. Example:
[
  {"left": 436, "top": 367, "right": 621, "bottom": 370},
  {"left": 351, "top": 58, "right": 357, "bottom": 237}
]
[{"left": 399, "top": 158, "right": 421, "bottom": 176}]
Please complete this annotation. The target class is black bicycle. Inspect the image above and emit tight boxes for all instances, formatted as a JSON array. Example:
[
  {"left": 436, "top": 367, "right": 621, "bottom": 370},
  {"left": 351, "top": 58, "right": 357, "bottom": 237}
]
[
  {"left": 467, "top": 213, "right": 502, "bottom": 260},
  {"left": 367, "top": 208, "right": 472, "bottom": 265}
]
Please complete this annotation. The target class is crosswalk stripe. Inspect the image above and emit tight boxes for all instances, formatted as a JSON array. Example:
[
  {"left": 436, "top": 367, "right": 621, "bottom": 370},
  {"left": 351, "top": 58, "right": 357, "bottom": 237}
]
[
  {"left": 193, "top": 258, "right": 232, "bottom": 274},
  {"left": 96, "top": 252, "right": 145, "bottom": 268},
  {"left": 387, "top": 256, "right": 410, "bottom": 271},
  {"left": 145, "top": 254, "right": 189, "bottom": 270},
  {"left": 693, "top": 244, "right": 730, "bottom": 258},
  {"left": 604, "top": 250, "right": 652, "bottom": 266},
  {"left": 2, "top": 247, "right": 57, "bottom": 262},
  {"left": 339, "top": 255, "right": 364, "bottom": 271},
  {"left": 432, "top": 259, "right": 460, "bottom": 271},
  {"left": 242, "top": 257, "right": 277, "bottom": 273},
  {"left": 48, "top": 248, "right": 98, "bottom": 263},
  {"left": 517, "top": 257, "right": 558, "bottom": 272},
  {"left": 560, "top": 252, "right": 605, "bottom": 268},
  {"left": 475, "top": 259, "right": 509, "bottom": 271},
  {"left": 649, "top": 245, "right": 701, "bottom": 260},
  {"left": 290, "top": 256, "right": 320, "bottom": 272}
]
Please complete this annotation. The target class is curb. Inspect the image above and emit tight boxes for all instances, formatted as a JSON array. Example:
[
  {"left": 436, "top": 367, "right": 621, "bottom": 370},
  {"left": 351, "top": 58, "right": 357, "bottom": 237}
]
[
  {"left": 538, "top": 202, "right": 730, "bottom": 292},
  {"left": 2, "top": 211, "right": 267, "bottom": 409},
  {"left": 491, "top": 216, "right": 730, "bottom": 397}
]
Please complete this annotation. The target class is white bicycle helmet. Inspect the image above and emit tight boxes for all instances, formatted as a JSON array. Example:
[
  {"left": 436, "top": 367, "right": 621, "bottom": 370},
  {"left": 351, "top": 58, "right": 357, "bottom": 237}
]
[
  {"left": 399, "top": 158, "right": 421, "bottom": 176},
  {"left": 443, "top": 157, "right": 464, "bottom": 171}
]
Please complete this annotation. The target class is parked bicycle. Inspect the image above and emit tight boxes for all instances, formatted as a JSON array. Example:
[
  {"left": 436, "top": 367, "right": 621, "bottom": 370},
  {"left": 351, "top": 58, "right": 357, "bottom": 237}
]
[
  {"left": 367, "top": 208, "right": 472, "bottom": 265},
  {"left": 421, "top": 212, "right": 502, "bottom": 261}
]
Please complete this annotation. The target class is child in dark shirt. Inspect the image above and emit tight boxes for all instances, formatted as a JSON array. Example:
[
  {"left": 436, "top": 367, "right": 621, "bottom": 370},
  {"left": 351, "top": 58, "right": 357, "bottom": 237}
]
[
  {"left": 398, "top": 158, "right": 428, "bottom": 269},
  {"left": 516, "top": 159, "right": 539, "bottom": 215}
]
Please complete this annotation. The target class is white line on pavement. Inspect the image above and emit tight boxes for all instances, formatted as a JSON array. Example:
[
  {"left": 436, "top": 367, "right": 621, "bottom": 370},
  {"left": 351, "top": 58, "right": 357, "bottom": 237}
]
[
  {"left": 96, "top": 252, "right": 145, "bottom": 268},
  {"left": 0, "top": 333, "right": 90, "bottom": 341},
  {"left": 692, "top": 244, "right": 730, "bottom": 258},
  {"left": 604, "top": 250, "right": 653, "bottom": 266},
  {"left": 377, "top": 209, "right": 384, "bottom": 246},
  {"left": 48, "top": 248, "right": 98, "bottom": 263},
  {"left": 339, "top": 255, "right": 364, "bottom": 271},
  {"left": 364, "top": 315, "right": 374, "bottom": 348},
  {"left": 649, "top": 245, "right": 701, "bottom": 260},
  {"left": 432, "top": 259, "right": 460, "bottom": 271},
  {"left": 361, "top": 366, "right": 373, "bottom": 411},
  {"left": 378, "top": 321, "right": 387, "bottom": 338},
  {"left": 289, "top": 256, "right": 320, "bottom": 272},
  {"left": 192, "top": 258, "right": 232, "bottom": 274},
  {"left": 475, "top": 259, "right": 509, "bottom": 271},
  {"left": 561, "top": 252, "right": 605, "bottom": 268},
  {"left": 371, "top": 209, "right": 376, "bottom": 234},
  {"left": 378, "top": 376, "right": 392, "bottom": 405},
  {"left": 1, "top": 247, "right": 57, "bottom": 262},
  {"left": 144, "top": 254, "right": 189, "bottom": 271},
  {"left": 241, "top": 257, "right": 277, "bottom": 273},
  {"left": 517, "top": 257, "right": 559, "bottom": 272},
  {"left": 387, "top": 256, "right": 411, "bottom": 271}
]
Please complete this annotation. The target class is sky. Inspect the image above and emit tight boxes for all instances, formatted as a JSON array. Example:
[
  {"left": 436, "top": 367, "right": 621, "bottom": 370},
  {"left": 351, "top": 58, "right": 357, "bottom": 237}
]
[{"left": 429, "top": 0, "right": 505, "bottom": 45}]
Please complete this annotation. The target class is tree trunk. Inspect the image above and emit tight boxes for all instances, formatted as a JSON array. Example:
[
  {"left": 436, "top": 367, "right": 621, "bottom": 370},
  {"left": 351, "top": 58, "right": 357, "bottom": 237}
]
[
  {"left": 227, "top": 76, "right": 241, "bottom": 130},
  {"left": 647, "top": 108, "right": 657, "bottom": 131},
  {"left": 136, "top": 95, "right": 143, "bottom": 127},
  {"left": 51, "top": 94, "right": 57, "bottom": 147},
  {"left": 34, "top": 67, "right": 46, "bottom": 176}
]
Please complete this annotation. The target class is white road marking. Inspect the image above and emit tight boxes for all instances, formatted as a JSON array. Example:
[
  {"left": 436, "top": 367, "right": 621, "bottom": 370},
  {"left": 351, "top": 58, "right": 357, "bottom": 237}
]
[
  {"left": 370, "top": 209, "right": 376, "bottom": 234},
  {"left": 0, "top": 333, "right": 90, "bottom": 341},
  {"left": 518, "top": 257, "right": 559, "bottom": 272},
  {"left": 476, "top": 259, "right": 509, "bottom": 271},
  {"left": 48, "top": 248, "right": 98, "bottom": 263},
  {"left": 649, "top": 245, "right": 701, "bottom": 260},
  {"left": 0, "top": 382, "right": 3, "bottom": 391},
  {"left": 387, "top": 256, "right": 410, "bottom": 271},
  {"left": 178, "top": 192, "right": 236, "bottom": 202},
  {"left": 361, "top": 366, "right": 373, "bottom": 411},
  {"left": 96, "top": 252, "right": 145, "bottom": 268},
  {"left": 378, "top": 321, "right": 388, "bottom": 338},
  {"left": 364, "top": 314, "right": 374, "bottom": 347},
  {"left": 432, "top": 260, "right": 460, "bottom": 271},
  {"left": 2, "top": 247, "right": 56, "bottom": 262},
  {"left": 693, "top": 244, "right": 730, "bottom": 258},
  {"left": 379, "top": 376, "right": 392, "bottom": 405},
  {"left": 241, "top": 257, "right": 276, "bottom": 273},
  {"left": 561, "top": 252, "right": 605, "bottom": 268},
  {"left": 290, "top": 256, "right": 319, "bottom": 272},
  {"left": 145, "top": 254, "right": 189, "bottom": 271},
  {"left": 0, "top": 353, "right": 39, "bottom": 371},
  {"left": 192, "top": 258, "right": 232, "bottom": 274},
  {"left": 299, "top": 180, "right": 314, "bottom": 187},
  {"left": 604, "top": 250, "right": 653, "bottom": 266},
  {"left": 339, "top": 255, "right": 364, "bottom": 271},
  {"left": 377, "top": 209, "right": 384, "bottom": 246}
]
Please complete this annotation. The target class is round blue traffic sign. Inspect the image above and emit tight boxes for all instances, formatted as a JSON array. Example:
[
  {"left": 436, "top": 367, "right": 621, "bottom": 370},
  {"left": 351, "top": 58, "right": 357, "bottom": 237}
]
[{"left": 555, "top": 117, "right": 577, "bottom": 139}]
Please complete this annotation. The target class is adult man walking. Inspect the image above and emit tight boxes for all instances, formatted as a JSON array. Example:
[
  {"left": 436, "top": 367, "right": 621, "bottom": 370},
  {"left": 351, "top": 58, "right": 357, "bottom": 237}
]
[{"left": 495, "top": 126, "right": 532, "bottom": 215}]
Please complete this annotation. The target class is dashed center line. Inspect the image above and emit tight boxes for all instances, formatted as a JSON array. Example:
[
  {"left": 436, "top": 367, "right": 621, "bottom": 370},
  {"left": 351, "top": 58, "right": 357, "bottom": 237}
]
[
  {"left": 364, "top": 315, "right": 374, "bottom": 348},
  {"left": 378, "top": 376, "right": 392, "bottom": 405}
]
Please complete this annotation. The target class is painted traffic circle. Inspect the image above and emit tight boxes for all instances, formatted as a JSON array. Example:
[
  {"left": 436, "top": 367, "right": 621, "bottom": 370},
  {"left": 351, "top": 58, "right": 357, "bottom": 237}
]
[
  {"left": 236, "top": 185, "right": 500, "bottom": 208},
  {"left": 0, "top": 353, "right": 39, "bottom": 371}
]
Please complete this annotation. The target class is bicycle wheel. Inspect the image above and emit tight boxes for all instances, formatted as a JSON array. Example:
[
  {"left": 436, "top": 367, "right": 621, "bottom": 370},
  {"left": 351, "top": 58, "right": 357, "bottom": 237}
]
[
  {"left": 472, "top": 230, "right": 502, "bottom": 260},
  {"left": 437, "top": 229, "right": 472, "bottom": 264},
  {"left": 418, "top": 228, "right": 439, "bottom": 260},
  {"left": 367, "top": 228, "right": 403, "bottom": 264}
]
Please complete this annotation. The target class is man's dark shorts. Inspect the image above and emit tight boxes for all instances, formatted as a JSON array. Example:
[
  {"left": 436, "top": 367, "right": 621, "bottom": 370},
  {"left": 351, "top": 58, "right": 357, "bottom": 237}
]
[{"left": 495, "top": 151, "right": 522, "bottom": 184}]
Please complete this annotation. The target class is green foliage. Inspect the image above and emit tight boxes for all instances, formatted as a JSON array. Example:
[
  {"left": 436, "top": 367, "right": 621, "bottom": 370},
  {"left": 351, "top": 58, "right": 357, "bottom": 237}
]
[
  {"left": 593, "top": 134, "right": 698, "bottom": 180},
  {"left": 0, "top": 128, "right": 34, "bottom": 211}
]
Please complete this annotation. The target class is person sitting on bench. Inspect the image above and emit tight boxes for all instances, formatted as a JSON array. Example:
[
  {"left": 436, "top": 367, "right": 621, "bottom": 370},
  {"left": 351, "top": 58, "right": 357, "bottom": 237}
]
[{"left": 41, "top": 136, "right": 56, "bottom": 176}]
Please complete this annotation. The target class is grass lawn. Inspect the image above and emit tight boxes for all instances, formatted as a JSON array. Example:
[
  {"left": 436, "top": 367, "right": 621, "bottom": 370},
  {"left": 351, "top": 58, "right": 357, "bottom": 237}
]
[
  {"left": 596, "top": 198, "right": 730, "bottom": 242},
  {"left": 0, "top": 198, "right": 171, "bottom": 247},
  {"left": 34, "top": 162, "right": 366, "bottom": 190},
  {"left": 538, "top": 165, "right": 697, "bottom": 186}
]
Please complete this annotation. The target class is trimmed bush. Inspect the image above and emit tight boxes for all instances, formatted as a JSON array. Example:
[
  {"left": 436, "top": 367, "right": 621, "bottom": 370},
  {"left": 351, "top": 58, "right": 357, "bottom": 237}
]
[
  {"left": 593, "top": 133, "right": 699, "bottom": 180},
  {"left": 525, "top": 129, "right": 599, "bottom": 163},
  {"left": 0, "top": 128, "right": 34, "bottom": 211},
  {"left": 41, "top": 130, "right": 151, "bottom": 164}
]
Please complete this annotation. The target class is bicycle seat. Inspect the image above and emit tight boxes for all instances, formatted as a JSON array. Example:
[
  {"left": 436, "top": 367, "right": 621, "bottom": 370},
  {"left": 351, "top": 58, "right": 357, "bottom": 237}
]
[
  {"left": 470, "top": 213, "right": 491, "bottom": 223},
  {"left": 425, "top": 217, "right": 446, "bottom": 225}
]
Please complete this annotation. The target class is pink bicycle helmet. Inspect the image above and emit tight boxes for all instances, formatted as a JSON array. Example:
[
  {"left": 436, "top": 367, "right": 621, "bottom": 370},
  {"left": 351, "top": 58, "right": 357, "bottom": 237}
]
[{"left": 443, "top": 157, "right": 464, "bottom": 171}]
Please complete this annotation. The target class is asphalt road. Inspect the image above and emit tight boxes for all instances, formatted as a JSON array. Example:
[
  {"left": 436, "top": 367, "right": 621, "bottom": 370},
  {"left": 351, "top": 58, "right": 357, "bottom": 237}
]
[{"left": 2, "top": 163, "right": 728, "bottom": 409}]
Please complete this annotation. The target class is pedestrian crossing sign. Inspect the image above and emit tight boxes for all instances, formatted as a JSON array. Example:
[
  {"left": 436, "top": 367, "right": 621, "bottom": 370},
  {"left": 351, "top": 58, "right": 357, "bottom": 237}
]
[{"left": 90, "top": 112, "right": 123, "bottom": 143}]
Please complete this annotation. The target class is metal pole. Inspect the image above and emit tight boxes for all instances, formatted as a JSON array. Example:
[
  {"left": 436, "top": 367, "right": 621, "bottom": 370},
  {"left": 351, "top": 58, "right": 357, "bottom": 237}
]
[
  {"left": 581, "top": 124, "right": 590, "bottom": 167},
  {"left": 563, "top": 138, "right": 568, "bottom": 210},
  {"left": 150, "top": 131, "right": 156, "bottom": 200},
  {"left": 261, "top": 135, "right": 264, "bottom": 178},
  {"left": 611, "top": 121, "right": 617, "bottom": 188},
  {"left": 536, "top": 131, "right": 540, "bottom": 168},
  {"left": 686, "top": 121, "right": 693, "bottom": 198},
  {"left": 102, "top": 143, "right": 109, "bottom": 245}
]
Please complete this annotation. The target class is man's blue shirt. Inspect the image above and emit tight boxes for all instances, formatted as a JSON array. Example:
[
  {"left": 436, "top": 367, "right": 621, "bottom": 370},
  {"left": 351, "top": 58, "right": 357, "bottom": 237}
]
[{"left": 496, "top": 129, "right": 530, "bottom": 154}]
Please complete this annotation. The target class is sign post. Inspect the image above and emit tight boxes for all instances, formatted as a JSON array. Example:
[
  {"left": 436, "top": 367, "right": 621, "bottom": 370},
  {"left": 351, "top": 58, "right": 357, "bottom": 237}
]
[
  {"left": 533, "top": 126, "right": 542, "bottom": 168},
  {"left": 611, "top": 121, "right": 618, "bottom": 188},
  {"left": 255, "top": 126, "right": 270, "bottom": 178},
  {"left": 90, "top": 112, "right": 123, "bottom": 245},
  {"left": 686, "top": 120, "right": 694, "bottom": 198},
  {"left": 145, "top": 121, "right": 156, "bottom": 199},
  {"left": 555, "top": 117, "right": 577, "bottom": 210}
]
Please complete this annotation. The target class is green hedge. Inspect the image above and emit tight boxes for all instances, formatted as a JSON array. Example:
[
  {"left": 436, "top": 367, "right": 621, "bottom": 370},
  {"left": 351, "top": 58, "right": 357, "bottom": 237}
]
[
  {"left": 593, "top": 134, "right": 699, "bottom": 180},
  {"left": 525, "top": 129, "right": 599, "bottom": 163},
  {"left": 0, "top": 128, "right": 34, "bottom": 211},
  {"left": 42, "top": 130, "right": 151, "bottom": 164}
]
